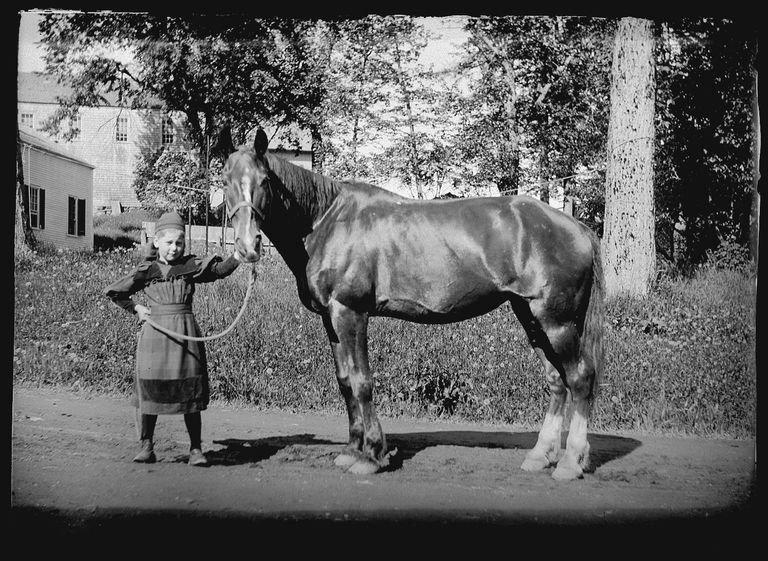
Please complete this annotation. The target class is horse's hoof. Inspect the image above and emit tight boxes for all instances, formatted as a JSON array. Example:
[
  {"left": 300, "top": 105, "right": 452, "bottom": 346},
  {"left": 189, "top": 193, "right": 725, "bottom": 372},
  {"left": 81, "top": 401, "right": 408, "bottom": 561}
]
[
  {"left": 552, "top": 464, "right": 583, "bottom": 481},
  {"left": 521, "top": 454, "right": 551, "bottom": 472},
  {"left": 347, "top": 459, "right": 380, "bottom": 475},
  {"left": 334, "top": 453, "right": 358, "bottom": 468}
]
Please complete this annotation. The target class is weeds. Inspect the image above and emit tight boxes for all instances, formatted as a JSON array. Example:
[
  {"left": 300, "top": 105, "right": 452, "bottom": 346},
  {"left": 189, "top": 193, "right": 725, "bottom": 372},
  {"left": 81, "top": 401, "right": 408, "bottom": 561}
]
[{"left": 12, "top": 213, "right": 757, "bottom": 438}]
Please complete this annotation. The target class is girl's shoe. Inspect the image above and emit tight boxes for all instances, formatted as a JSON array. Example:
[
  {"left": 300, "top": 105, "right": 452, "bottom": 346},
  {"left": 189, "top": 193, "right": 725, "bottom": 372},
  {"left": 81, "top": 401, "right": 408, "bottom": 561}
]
[
  {"left": 133, "top": 440, "right": 156, "bottom": 463},
  {"left": 188, "top": 448, "right": 208, "bottom": 466}
]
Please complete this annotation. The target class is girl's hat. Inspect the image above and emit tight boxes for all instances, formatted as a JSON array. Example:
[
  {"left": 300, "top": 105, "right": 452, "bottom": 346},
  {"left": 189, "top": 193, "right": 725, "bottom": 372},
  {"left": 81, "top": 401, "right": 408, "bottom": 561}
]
[{"left": 155, "top": 211, "right": 185, "bottom": 234}]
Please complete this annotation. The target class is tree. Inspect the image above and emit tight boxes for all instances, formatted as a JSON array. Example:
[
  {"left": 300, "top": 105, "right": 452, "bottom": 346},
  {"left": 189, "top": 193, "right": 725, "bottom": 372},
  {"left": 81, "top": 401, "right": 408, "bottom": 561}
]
[
  {"left": 458, "top": 16, "right": 523, "bottom": 195},
  {"left": 15, "top": 130, "right": 36, "bottom": 256},
  {"left": 319, "top": 17, "right": 397, "bottom": 181},
  {"left": 602, "top": 17, "right": 657, "bottom": 297},
  {"left": 517, "top": 17, "right": 610, "bottom": 212},
  {"left": 654, "top": 18, "right": 757, "bottom": 267},
  {"left": 37, "top": 14, "right": 329, "bottom": 165}
]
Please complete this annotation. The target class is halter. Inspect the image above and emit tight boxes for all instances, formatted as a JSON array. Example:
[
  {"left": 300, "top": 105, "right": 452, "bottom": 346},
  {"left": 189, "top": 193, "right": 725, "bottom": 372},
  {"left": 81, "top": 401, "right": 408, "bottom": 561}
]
[{"left": 227, "top": 199, "right": 266, "bottom": 222}]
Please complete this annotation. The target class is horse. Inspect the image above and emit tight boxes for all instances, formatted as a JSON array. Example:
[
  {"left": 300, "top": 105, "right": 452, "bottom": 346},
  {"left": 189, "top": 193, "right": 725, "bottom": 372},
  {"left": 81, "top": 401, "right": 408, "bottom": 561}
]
[{"left": 218, "top": 127, "right": 604, "bottom": 481}]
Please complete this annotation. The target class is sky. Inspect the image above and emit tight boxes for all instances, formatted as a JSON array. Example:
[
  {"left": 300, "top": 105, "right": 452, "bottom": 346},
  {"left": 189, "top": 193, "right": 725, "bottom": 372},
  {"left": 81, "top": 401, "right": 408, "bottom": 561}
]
[{"left": 17, "top": 11, "right": 469, "bottom": 73}]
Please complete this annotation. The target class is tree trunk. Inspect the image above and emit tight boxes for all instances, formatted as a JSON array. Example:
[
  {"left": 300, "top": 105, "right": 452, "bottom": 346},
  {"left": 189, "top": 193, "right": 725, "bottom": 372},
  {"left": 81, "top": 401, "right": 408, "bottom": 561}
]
[
  {"left": 310, "top": 125, "right": 325, "bottom": 175},
  {"left": 15, "top": 131, "right": 35, "bottom": 256},
  {"left": 602, "top": 18, "right": 656, "bottom": 298},
  {"left": 749, "top": 67, "right": 760, "bottom": 262},
  {"left": 393, "top": 39, "right": 424, "bottom": 199}
]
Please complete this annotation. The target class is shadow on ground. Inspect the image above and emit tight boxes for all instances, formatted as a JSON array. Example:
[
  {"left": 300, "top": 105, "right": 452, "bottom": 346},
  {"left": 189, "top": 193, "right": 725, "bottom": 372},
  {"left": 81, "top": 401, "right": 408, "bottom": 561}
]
[{"left": 205, "top": 430, "right": 641, "bottom": 472}]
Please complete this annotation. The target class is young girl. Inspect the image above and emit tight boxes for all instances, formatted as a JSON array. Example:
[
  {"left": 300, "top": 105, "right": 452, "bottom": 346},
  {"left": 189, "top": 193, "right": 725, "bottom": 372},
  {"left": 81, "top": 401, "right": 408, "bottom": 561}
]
[{"left": 105, "top": 211, "right": 240, "bottom": 466}]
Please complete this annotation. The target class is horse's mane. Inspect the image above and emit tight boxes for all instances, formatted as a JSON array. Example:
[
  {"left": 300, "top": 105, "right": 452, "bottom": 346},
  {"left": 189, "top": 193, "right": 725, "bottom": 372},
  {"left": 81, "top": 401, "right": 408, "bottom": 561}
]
[{"left": 266, "top": 153, "right": 344, "bottom": 222}]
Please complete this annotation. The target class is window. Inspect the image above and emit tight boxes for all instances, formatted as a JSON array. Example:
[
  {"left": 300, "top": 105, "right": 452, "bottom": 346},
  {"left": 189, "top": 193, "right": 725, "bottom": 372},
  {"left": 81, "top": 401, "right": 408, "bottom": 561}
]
[
  {"left": 162, "top": 117, "right": 174, "bottom": 144},
  {"left": 28, "top": 186, "right": 45, "bottom": 229},
  {"left": 115, "top": 115, "right": 128, "bottom": 142},
  {"left": 20, "top": 112, "right": 34, "bottom": 128},
  {"left": 68, "top": 196, "right": 86, "bottom": 236}
]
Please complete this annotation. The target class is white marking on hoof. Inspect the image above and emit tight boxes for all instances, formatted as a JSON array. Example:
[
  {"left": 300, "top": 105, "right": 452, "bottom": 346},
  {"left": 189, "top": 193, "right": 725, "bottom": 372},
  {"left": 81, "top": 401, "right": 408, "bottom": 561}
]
[
  {"left": 334, "top": 453, "right": 358, "bottom": 468},
  {"left": 347, "top": 459, "right": 380, "bottom": 475}
]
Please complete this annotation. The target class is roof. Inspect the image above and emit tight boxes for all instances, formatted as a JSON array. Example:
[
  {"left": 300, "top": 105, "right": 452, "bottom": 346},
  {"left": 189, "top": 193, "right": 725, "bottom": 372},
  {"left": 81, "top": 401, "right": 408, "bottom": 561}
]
[{"left": 18, "top": 126, "right": 95, "bottom": 169}]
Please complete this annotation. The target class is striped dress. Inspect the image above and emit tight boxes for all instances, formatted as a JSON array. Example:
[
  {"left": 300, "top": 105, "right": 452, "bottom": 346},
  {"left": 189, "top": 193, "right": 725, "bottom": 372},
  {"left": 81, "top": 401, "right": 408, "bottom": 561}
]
[{"left": 105, "top": 254, "right": 239, "bottom": 415}]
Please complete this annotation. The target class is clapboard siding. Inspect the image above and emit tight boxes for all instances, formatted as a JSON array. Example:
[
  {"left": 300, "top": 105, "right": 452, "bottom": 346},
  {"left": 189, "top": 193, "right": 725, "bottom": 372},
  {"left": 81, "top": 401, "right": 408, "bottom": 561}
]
[
  {"left": 21, "top": 143, "right": 94, "bottom": 251},
  {"left": 18, "top": 102, "right": 168, "bottom": 210},
  {"left": 18, "top": 72, "right": 314, "bottom": 215}
]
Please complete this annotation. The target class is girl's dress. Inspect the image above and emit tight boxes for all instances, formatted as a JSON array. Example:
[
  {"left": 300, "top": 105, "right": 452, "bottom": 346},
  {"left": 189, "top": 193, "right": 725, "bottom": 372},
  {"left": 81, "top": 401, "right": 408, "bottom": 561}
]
[{"left": 105, "top": 254, "right": 239, "bottom": 415}]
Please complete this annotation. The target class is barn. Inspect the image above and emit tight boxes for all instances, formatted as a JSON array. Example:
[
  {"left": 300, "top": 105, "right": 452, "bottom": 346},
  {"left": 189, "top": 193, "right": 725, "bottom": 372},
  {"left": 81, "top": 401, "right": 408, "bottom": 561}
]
[{"left": 18, "top": 127, "right": 95, "bottom": 251}]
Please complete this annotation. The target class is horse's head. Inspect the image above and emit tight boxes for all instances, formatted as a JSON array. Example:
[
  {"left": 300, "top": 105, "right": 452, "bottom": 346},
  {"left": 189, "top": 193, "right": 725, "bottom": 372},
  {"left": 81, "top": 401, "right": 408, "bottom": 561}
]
[{"left": 220, "top": 127, "right": 271, "bottom": 263}]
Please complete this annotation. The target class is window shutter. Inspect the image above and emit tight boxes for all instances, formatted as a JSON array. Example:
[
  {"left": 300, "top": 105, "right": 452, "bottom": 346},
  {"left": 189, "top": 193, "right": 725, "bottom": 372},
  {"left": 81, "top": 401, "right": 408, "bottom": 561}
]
[
  {"left": 39, "top": 189, "right": 45, "bottom": 229},
  {"left": 77, "top": 198, "right": 86, "bottom": 236},
  {"left": 68, "top": 196, "right": 76, "bottom": 235}
]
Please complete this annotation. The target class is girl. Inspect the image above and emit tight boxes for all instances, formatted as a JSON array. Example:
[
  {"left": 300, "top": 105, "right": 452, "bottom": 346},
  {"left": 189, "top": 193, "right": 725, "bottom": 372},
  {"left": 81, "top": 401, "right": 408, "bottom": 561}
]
[{"left": 105, "top": 211, "right": 240, "bottom": 466}]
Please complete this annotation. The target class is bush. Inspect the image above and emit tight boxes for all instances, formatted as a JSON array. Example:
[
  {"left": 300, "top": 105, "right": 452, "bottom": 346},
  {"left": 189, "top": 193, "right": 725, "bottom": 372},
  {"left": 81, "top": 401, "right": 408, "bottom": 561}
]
[{"left": 704, "top": 236, "right": 754, "bottom": 274}]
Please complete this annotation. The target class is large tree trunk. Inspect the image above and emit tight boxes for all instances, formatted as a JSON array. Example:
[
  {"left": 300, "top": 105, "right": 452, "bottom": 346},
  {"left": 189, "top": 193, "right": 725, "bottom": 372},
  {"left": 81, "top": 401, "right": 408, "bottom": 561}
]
[
  {"left": 15, "top": 131, "right": 35, "bottom": 256},
  {"left": 749, "top": 67, "right": 760, "bottom": 262},
  {"left": 602, "top": 18, "right": 656, "bottom": 297}
]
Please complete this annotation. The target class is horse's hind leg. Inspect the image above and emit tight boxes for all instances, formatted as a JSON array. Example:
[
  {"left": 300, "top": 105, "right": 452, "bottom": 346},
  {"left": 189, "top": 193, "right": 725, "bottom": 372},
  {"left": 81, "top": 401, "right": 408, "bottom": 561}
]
[
  {"left": 323, "top": 300, "right": 387, "bottom": 475},
  {"left": 553, "top": 347, "right": 595, "bottom": 481},
  {"left": 511, "top": 297, "right": 591, "bottom": 480},
  {"left": 520, "top": 348, "right": 567, "bottom": 472}
]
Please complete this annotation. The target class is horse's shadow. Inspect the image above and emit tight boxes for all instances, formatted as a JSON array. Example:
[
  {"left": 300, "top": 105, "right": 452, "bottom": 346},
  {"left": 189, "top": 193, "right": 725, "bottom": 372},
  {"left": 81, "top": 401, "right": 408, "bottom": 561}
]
[
  {"left": 200, "top": 434, "right": 338, "bottom": 466},
  {"left": 201, "top": 430, "right": 641, "bottom": 473}
]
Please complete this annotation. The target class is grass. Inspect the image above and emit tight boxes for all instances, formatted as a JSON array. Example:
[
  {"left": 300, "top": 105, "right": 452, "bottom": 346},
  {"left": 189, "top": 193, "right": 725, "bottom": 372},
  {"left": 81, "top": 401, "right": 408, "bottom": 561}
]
[{"left": 12, "top": 211, "right": 758, "bottom": 439}]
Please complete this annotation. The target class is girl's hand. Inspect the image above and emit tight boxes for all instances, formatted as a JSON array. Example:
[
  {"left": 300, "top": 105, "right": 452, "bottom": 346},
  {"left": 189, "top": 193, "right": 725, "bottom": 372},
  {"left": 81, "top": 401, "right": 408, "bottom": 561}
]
[{"left": 135, "top": 305, "right": 151, "bottom": 322}]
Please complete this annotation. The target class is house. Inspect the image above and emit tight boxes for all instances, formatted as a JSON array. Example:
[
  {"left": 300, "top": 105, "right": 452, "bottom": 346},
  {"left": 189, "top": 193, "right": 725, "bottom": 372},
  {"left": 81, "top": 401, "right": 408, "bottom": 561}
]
[
  {"left": 18, "top": 127, "right": 95, "bottom": 251},
  {"left": 17, "top": 72, "right": 313, "bottom": 214}
]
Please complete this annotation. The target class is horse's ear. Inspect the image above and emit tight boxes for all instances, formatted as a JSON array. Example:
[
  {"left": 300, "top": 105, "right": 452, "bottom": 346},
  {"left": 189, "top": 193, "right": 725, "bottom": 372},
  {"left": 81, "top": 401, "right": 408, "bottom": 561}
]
[
  {"left": 254, "top": 128, "right": 269, "bottom": 158},
  {"left": 211, "top": 124, "right": 235, "bottom": 160}
]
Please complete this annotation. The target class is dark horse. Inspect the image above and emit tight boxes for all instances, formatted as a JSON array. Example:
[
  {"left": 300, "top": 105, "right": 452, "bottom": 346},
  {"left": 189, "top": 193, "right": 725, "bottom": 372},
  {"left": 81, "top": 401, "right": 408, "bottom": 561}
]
[{"left": 219, "top": 128, "right": 604, "bottom": 481}]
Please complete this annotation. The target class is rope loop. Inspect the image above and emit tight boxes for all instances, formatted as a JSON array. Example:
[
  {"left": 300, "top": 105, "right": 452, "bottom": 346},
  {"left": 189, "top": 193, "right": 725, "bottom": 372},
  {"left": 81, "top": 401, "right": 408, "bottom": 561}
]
[{"left": 143, "top": 262, "right": 257, "bottom": 342}]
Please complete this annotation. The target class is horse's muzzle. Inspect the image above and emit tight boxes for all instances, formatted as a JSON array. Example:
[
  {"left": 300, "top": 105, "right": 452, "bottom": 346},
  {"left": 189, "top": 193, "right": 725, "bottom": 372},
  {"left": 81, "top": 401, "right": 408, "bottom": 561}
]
[{"left": 235, "top": 235, "right": 261, "bottom": 263}]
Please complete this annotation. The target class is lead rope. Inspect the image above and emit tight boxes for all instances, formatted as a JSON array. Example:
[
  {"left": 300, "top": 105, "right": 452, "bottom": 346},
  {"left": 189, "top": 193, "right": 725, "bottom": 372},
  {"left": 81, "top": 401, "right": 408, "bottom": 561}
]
[{"left": 142, "top": 263, "right": 257, "bottom": 342}]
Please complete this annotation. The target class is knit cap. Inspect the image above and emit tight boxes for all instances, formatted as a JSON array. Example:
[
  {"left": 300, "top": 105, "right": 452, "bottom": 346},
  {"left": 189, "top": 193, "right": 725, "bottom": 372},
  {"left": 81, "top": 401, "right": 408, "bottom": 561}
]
[{"left": 155, "top": 211, "right": 186, "bottom": 235}]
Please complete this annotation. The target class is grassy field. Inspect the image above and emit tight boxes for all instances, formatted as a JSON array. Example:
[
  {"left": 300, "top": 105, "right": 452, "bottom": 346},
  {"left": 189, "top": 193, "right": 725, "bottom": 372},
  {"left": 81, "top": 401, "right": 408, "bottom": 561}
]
[{"left": 13, "top": 212, "right": 757, "bottom": 438}]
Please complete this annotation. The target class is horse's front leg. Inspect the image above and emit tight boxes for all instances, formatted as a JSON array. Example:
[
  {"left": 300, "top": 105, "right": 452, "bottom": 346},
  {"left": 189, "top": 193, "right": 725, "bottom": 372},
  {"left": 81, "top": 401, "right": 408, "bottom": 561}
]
[{"left": 323, "top": 300, "right": 387, "bottom": 475}]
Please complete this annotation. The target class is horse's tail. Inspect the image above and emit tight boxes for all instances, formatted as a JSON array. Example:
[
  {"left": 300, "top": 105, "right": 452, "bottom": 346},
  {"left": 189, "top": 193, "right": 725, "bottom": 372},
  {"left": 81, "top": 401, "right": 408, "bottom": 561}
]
[{"left": 582, "top": 230, "right": 605, "bottom": 402}]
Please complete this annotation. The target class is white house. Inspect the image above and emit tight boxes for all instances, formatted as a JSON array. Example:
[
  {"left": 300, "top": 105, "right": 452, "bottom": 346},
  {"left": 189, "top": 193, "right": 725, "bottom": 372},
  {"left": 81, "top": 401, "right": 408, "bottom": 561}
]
[
  {"left": 17, "top": 72, "right": 313, "bottom": 214},
  {"left": 18, "top": 127, "right": 95, "bottom": 251}
]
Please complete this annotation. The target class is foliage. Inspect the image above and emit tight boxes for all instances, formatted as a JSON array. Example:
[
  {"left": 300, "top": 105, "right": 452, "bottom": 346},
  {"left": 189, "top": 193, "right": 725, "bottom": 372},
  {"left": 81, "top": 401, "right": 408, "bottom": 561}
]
[
  {"left": 37, "top": 14, "right": 326, "bottom": 160},
  {"left": 654, "top": 18, "right": 757, "bottom": 265},
  {"left": 34, "top": 14, "right": 758, "bottom": 271},
  {"left": 319, "top": 17, "right": 399, "bottom": 181},
  {"left": 14, "top": 215, "right": 756, "bottom": 437},
  {"left": 451, "top": 16, "right": 611, "bottom": 208}
]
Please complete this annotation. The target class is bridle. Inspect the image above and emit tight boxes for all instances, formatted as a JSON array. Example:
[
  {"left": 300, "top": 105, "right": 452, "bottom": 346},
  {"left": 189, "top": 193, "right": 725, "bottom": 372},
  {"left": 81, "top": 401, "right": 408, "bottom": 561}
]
[
  {"left": 226, "top": 161, "right": 270, "bottom": 224},
  {"left": 227, "top": 199, "right": 266, "bottom": 223}
]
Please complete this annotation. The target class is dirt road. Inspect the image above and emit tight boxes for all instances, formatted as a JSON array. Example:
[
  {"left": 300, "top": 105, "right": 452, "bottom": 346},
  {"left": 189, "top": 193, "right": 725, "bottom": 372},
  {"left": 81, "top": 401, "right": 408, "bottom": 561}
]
[{"left": 11, "top": 387, "right": 758, "bottom": 554}]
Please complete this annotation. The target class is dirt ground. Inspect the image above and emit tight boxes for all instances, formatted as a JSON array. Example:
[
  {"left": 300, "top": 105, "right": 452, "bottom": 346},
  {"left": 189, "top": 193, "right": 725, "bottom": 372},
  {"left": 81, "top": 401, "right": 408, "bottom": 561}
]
[{"left": 11, "top": 387, "right": 758, "bottom": 554}]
